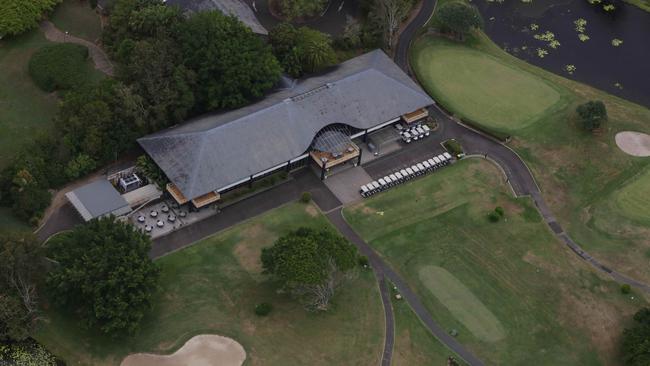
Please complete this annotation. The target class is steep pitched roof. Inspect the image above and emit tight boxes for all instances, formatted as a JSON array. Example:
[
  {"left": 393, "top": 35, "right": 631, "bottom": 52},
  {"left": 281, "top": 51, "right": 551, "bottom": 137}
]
[{"left": 138, "top": 50, "right": 433, "bottom": 199}]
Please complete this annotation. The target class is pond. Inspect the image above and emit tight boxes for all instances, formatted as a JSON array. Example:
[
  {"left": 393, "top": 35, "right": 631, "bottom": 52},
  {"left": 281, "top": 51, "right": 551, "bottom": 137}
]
[{"left": 473, "top": 0, "right": 650, "bottom": 108}]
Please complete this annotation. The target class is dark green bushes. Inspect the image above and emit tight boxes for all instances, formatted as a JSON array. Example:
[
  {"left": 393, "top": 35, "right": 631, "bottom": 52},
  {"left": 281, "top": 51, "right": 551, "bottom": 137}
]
[
  {"left": 443, "top": 139, "right": 464, "bottom": 157},
  {"left": 254, "top": 302, "right": 273, "bottom": 316},
  {"left": 28, "top": 43, "right": 90, "bottom": 92}
]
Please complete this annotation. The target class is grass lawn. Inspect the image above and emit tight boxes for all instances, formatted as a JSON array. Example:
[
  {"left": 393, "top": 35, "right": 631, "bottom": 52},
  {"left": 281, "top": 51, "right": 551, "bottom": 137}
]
[
  {"left": 0, "top": 30, "right": 59, "bottom": 169},
  {"left": 34, "top": 202, "right": 385, "bottom": 366},
  {"left": 411, "top": 37, "right": 567, "bottom": 134},
  {"left": 391, "top": 287, "right": 467, "bottom": 366},
  {"left": 50, "top": 0, "right": 103, "bottom": 42},
  {"left": 344, "top": 159, "right": 643, "bottom": 365},
  {"left": 411, "top": 20, "right": 650, "bottom": 284}
]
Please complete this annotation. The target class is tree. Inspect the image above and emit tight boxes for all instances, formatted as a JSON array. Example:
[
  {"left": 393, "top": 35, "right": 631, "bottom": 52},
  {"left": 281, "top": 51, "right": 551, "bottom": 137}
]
[
  {"left": 622, "top": 307, "right": 650, "bottom": 365},
  {"left": 0, "top": 232, "right": 46, "bottom": 341},
  {"left": 177, "top": 11, "right": 281, "bottom": 110},
  {"left": 276, "top": 0, "right": 328, "bottom": 20},
  {"left": 269, "top": 23, "right": 304, "bottom": 77},
  {"left": 576, "top": 100, "right": 607, "bottom": 131},
  {"left": 0, "top": 0, "right": 62, "bottom": 38},
  {"left": 56, "top": 79, "right": 146, "bottom": 164},
  {"left": 269, "top": 24, "right": 336, "bottom": 77},
  {"left": 261, "top": 227, "right": 357, "bottom": 311},
  {"left": 9, "top": 170, "right": 51, "bottom": 224},
  {"left": 297, "top": 27, "right": 337, "bottom": 73},
  {"left": 117, "top": 37, "right": 196, "bottom": 131},
  {"left": 436, "top": 2, "right": 483, "bottom": 40},
  {"left": 28, "top": 44, "right": 91, "bottom": 92},
  {"left": 46, "top": 217, "right": 160, "bottom": 336},
  {"left": 378, "top": 0, "right": 412, "bottom": 49}
]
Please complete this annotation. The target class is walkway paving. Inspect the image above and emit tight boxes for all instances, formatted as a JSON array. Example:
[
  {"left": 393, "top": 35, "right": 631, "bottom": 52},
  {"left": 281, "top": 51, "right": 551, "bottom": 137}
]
[
  {"left": 40, "top": 21, "right": 115, "bottom": 76},
  {"left": 326, "top": 208, "right": 485, "bottom": 366}
]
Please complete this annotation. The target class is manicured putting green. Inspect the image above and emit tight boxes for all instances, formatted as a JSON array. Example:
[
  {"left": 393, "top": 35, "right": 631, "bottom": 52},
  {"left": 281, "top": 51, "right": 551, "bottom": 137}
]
[
  {"left": 412, "top": 38, "right": 561, "bottom": 132},
  {"left": 613, "top": 167, "right": 650, "bottom": 224},
  {"left": 418, "top": 265, "right": 505, "bottom": 342}
]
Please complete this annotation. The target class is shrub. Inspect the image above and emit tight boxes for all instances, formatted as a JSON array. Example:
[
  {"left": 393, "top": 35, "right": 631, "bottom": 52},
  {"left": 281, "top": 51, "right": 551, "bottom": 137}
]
[
  {"left": 254, "top": 302, "right": 273, "bottom": 316},
  {"left": 300, "top": 191, "right": 312, "bottom": 203},
  {"left": 28, "top": 44, "right": 90, "bottom": 92},
  {"left": 576, "top": 100, "right": 607, "bottom": 131},
  {"left": 358, "top": 255, "right": 369, "bottom": 267},
  {"left": 487, "top": 211, "right": 500, "bottom": 222},
  {"left": 621, "top": 284, "right": 632, "bottom": 294},
  {"left": 443, "top": 139, "right": 464, "bottom": 157},
  {"left": 494, "top": 206, "right": 505, "bottom": 217}
]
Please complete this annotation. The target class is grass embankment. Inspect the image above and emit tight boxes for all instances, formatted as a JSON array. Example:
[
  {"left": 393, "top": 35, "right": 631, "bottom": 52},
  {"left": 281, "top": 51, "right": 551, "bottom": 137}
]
[
  {"left": 344, "top": 159, "right": 643, "bottom": 365},
  {"left": 50, "top": 0, "right": 103, "bottom": 42},
  {"left": 411, "top": 26, "right": 650, "bottom": 284},
  {"left": 35, "top": 202, "right": 385, "bottom": 366}
]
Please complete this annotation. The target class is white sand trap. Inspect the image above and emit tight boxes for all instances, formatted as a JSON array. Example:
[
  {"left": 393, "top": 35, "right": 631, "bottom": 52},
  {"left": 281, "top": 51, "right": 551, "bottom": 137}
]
[
  {"left": 121, "top": 335, "right": 246, "bottom": 366},
  {"left": 615, "top": 131, "right": 650, "bottom": 157}
]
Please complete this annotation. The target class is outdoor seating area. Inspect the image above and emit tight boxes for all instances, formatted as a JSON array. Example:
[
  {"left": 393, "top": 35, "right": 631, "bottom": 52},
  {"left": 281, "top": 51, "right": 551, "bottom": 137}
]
[
  {"left": 395, "top": 122, "right": 431, "bottom": 144},
  {"left": 359, "top": 152, "right": 453, "bottom": 198}
]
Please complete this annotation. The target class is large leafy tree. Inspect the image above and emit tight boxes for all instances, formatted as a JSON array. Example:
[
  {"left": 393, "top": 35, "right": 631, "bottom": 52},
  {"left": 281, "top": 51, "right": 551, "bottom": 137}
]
[
  {"left": 177, "top": 11, "right": 281, "bottom": 110},
  {"left": 0, "top": 232, "right": 46, "bottom": 341},
  {"left": 622, "top": 307, "right": 650, "bottom": 365},
  {"left": 46, "top": 217, "right": 160, "bottom": 336},
  {"left": 435, "top": 1, "right": 483, "bottom": 40},
  {"left": 0, "top": 0, "right": 62, "bottom": 38},
  {"left": 56, "top": 79, "right": 145, "bottom": 164},
  {"left": 269, "top": 24, "right": 336, "bottom": 77},
  {"left": 576, "top": 100, "right": 607, "bottom": 131},
  {"left": 261, "top": 227, "right": 357, "bottom": 311},
  {"left": 117, "top": 37, "right": 196, "bottom": 131}
]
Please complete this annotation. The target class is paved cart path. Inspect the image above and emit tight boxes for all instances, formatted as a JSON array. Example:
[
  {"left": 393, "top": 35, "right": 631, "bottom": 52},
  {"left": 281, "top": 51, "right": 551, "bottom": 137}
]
[{"left": 40, "top": 21, "right": 115, "bottom": 76}]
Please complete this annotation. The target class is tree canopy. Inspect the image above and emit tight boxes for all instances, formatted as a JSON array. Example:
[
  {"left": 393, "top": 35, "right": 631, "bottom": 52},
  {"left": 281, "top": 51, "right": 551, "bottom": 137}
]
[
  {"left": 0, "top": 0, "right": 61, "bottom": 38},
  {"left": 269, "top": 23, "right": 337, "bottom": 77},
  {"left": 0, "top": 232, "right": 45, "bottom": 341},
  {"left": 576, "top": 100, "right": 607, "bottom": 131},
  {"left": 435, "top": 2, "right": 483, "bottom": 39},
  {"left": 177, "top": 11, "right": 281, "bottom": 110},
  {"left": 261, "top": 227, "right": 357, "bottom": 310},
  {"left": 46, "top": 217, "right": 160, "bottom": 336},
  {"left": 622, "top": 307, "right": 650, "bottom": 365},
  {"left": 276, "top": 0, "right": 328, "bottom": 20}
]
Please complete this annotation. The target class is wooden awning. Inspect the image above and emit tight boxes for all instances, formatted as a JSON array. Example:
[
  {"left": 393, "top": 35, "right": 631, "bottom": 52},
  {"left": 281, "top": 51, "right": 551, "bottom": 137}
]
[
  {"left": 310, "top": 143, "right": 360, "bottom": 169},
  {"left": 402, "top": 108, "right": 429, "bottom": 124},
  {"left": 191, "top": 191, "right": 220, "bottom": 208},
  {"left": 166, "top": 183, "right": 188, "bottom": 205}
]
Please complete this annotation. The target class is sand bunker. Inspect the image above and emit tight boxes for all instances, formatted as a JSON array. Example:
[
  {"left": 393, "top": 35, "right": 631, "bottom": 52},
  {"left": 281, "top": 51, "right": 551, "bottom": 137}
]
[
  {"left": 615, "top": 131, "right": 650, "bottom": 157},
  {"left": 121, "top": 335, "right": 246, "bottom": 366}
]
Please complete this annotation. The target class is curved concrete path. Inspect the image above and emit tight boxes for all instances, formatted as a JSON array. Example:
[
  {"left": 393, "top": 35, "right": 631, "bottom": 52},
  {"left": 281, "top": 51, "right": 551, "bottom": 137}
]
[{"left": 40, "top": 21, "right": 115, "bottom": 76}]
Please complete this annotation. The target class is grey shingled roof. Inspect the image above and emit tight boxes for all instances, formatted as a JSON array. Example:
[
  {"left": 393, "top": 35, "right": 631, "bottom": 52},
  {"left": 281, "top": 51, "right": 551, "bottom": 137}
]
[
  {"left": 166, "top": 0, "right": 267, "bottom": 34},
  {"left": 65, "top": 180, "right": 131, "bottom": 221},
  {"left": 138, "top": 50, "right": 434, "bottom": 199}
]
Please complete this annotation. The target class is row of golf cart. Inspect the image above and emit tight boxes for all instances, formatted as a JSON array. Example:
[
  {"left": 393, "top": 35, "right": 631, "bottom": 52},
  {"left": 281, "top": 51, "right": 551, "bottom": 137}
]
[
  {"left": 395, "top": 123, "right": 431, "bottom": 143},
  {"left": 360, "top": 152, "right": 453, "bottom": 198}
]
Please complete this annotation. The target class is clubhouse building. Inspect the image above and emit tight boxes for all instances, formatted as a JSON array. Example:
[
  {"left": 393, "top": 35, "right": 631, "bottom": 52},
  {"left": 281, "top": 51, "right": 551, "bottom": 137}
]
[{"left": 137, "top": 49, "right": 434, "bottom": 210}]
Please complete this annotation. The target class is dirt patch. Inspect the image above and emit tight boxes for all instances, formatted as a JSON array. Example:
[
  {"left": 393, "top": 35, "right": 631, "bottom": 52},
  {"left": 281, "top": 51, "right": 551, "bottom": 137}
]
[
  {"left": 121, "top": 334, "right": 246, "bottom": 366},
  {"left": 233, "top": 223, "right": 268, "bottom": 275},
  {"left": 615, "top": 131, "right": 650, "bottom": 157},
  {"left": 305, "top": 204, "right": 319, "bottom": 217}
]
